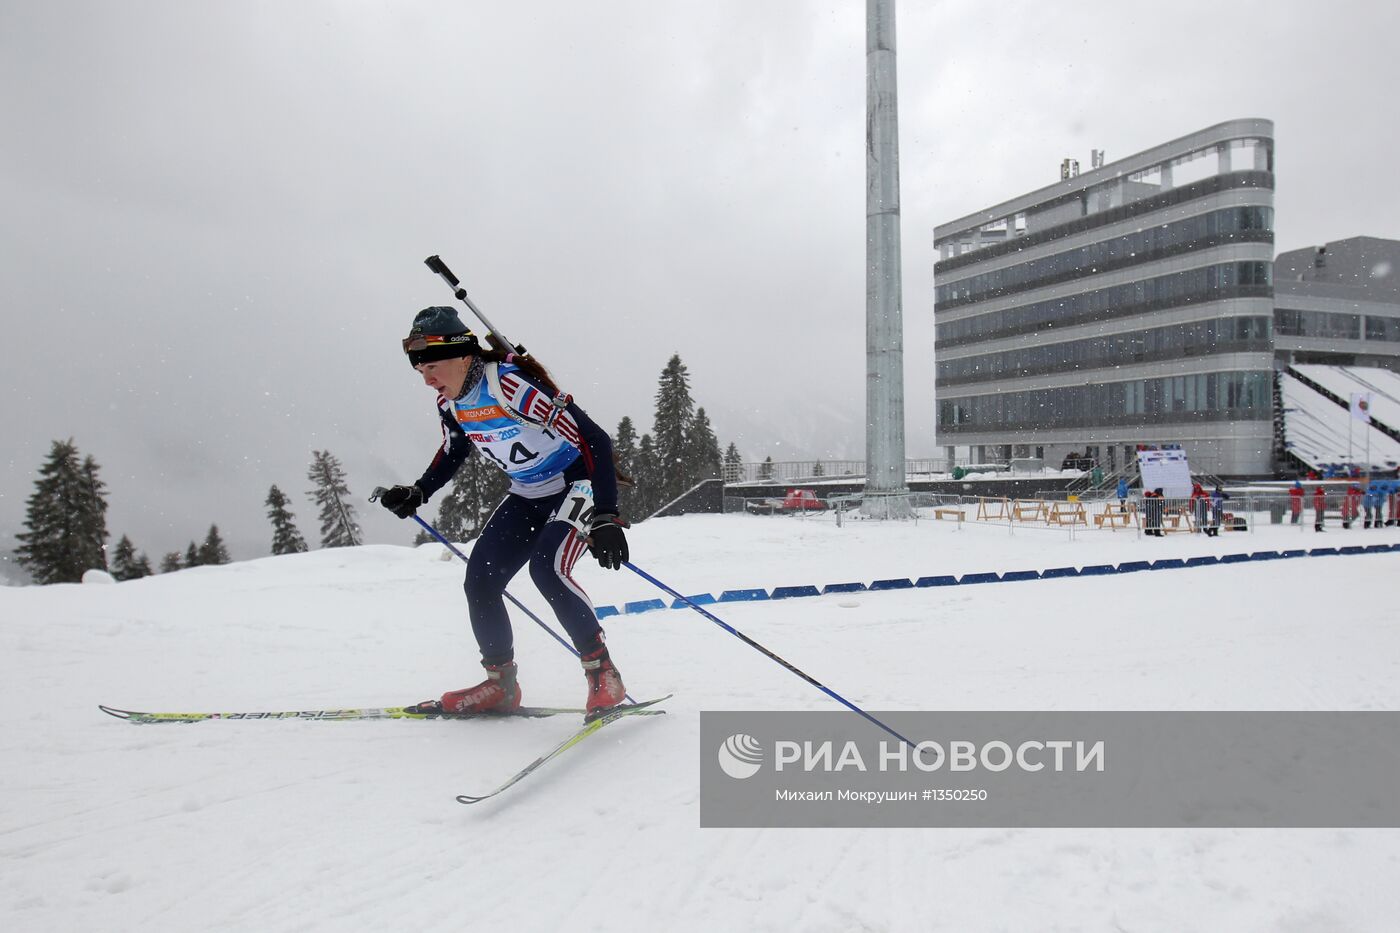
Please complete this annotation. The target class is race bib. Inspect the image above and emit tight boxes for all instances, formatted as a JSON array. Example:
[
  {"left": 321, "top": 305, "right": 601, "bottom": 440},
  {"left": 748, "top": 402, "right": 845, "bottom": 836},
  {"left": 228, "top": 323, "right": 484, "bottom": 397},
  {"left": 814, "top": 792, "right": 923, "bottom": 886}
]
[{"left": 552, "top": 480, "right": 595, "bottom": 533}]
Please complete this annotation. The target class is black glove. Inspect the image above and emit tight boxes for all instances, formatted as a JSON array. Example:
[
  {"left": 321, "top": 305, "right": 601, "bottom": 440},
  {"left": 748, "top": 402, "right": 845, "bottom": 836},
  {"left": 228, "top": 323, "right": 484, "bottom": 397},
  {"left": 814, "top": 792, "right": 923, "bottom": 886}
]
[
  {"left": 588, "top": 513, "right": 629, "bottom": 570},
  {"left": 377, "top": 484, "right": 425, "bottom": 519}
]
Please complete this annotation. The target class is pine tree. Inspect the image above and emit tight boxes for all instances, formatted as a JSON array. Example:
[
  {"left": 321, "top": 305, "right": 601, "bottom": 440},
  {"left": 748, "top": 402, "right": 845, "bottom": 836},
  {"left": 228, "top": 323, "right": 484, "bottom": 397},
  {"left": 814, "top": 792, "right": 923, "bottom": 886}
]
[
  {"left": 160, "top": 552, "right": 183, "bottom": 573},
  {"left": 265, "top": 485, "right": 308, "bottom": 555},
  {"left": 722, "top": 443, "right": 744, "bottom": 483},
  {"left": 78, "top": 456, "right": 109, "bottom": 564},
  {"left": 634, "top": 433, "right": 662, "bottom": 518},
  {"left": 652, "top": 354, "right": 696, "bottom": 505},
  {"left": 758, "top": 456, "right": 775, "bottom": 482},
  {"left": 16, "top": 439, "right": 110, "bottom": 584},
  {"left": 198, "top": 525, "right": 231, "bottom": 566},
  {"left": 614, "top": 417, "right": 640, "bottom": 518},
  {"left": 110, "top": 535, "right": 149, "bottom": 581},
  {"left": 307, "top": 450, "right": 361, "bottom": 548},
  {"left": 185, "top": 541, "right": 201, "bottom": 567},
  {"left": 686, "top": 407, "right": 723, "bottom": 481},
  {"left": 434, "top": 454, "right": 508, "bottom": 542},
  {"left": 131, "top": 552, "right": 154, "bottom": 578}
]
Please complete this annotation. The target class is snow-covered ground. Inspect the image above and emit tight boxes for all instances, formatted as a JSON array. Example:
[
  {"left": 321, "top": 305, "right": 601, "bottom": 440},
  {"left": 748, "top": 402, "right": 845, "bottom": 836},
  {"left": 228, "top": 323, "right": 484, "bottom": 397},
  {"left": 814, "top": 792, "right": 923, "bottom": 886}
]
[{"left": 4, "top": 514, "right": 1400, "bottom": 932}]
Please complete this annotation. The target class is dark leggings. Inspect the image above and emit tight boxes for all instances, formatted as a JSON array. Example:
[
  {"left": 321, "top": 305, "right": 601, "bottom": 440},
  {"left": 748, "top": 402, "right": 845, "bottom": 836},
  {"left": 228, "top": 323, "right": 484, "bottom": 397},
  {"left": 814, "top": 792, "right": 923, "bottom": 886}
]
[{"left": 464, "top": 490, "right": 600, "bottom": 664}]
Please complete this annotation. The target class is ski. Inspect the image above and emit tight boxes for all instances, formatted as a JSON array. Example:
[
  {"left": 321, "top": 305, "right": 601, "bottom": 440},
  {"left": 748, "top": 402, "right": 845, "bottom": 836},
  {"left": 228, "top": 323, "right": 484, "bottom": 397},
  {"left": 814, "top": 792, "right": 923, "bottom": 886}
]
[
  {"left": 98, "top": 703, "right": 592, "bottom": 724},
  {"left": 456, "top": 694, "right": 672, "bottom": 805}
]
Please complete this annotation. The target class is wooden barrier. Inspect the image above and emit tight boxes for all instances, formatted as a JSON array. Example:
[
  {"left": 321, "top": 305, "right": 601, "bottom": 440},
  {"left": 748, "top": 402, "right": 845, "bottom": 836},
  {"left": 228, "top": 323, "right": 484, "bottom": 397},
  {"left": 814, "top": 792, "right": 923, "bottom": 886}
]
[
  {"left": 1046, "top": 500, "right": 1088, "bottom": 526},
  {"left": 1094, "top": 501, "right": 1137, "bottom": 530},
  {"left": 1011, "top": 499, "right": 1047, "bottom": 522},
  {"left": 1161, "top": 503, "right": 1196, "bottom": 534},
  {"left": 976, "top": 497, "right": 1010, "bottom": 521},
  {"left": 934, "top": 507, "right": 966, "bottom": 522}
]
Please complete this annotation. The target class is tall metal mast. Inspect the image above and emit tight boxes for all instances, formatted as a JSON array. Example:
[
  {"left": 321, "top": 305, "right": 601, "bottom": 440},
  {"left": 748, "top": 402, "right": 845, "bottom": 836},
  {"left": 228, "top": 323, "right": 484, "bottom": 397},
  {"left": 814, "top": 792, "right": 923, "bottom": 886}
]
[{"left": 864, "top": 0, "right": 910, "bottom": 517}]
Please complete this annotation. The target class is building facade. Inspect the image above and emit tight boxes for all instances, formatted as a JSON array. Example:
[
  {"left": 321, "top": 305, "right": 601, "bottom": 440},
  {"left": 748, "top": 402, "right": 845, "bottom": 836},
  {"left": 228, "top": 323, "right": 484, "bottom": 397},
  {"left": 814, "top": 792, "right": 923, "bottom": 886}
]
[
  {"left": 1273, "top": 236, "right": 1400, "bottom": 369},
  {"left": 934, "top": 119, "right": 1277, "bottom": 476}
]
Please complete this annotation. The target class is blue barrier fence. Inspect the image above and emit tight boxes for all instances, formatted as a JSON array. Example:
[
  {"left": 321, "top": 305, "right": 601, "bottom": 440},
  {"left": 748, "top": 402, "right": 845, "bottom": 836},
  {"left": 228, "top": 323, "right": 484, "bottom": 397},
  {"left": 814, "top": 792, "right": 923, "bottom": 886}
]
[{"left": 589, "top": 544, "right": 1400, "bottom": 618}]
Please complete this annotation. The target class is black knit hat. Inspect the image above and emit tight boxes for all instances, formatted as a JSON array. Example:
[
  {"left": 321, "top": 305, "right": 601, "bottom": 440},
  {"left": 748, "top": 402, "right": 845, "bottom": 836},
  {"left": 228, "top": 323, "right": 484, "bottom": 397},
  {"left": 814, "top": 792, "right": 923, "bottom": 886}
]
[{"left": 403, "top": 306, "right": 479, "bottom": 366}]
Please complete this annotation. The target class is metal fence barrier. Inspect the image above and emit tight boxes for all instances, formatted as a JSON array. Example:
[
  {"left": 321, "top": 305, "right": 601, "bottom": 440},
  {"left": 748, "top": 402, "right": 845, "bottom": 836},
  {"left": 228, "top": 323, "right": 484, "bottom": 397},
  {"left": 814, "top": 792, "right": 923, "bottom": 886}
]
[{"left": 725, "top": 489, "right": 1400, "bottom": 539}]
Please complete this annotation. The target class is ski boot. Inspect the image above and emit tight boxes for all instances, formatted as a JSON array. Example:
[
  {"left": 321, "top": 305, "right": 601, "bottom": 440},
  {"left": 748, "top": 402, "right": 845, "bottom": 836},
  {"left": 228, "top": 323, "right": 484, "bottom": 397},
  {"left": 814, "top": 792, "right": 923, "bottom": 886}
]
[
  {"left": 580, "top": 637, "right": 626, "bottom": 721},
  {"left": 432, "top": 660, "right": 522, "bottom": 714}
]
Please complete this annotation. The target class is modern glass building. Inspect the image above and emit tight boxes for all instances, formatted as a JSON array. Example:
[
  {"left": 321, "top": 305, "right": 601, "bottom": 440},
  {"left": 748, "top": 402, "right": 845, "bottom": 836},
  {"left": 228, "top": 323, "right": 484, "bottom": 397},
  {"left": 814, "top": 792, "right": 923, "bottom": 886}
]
[
  {"left": 933, "top": 119, "right": 1277, "bottom": 475},
  {"left": 1272, "top": 236, "right": 1400, "bottom": 368}
]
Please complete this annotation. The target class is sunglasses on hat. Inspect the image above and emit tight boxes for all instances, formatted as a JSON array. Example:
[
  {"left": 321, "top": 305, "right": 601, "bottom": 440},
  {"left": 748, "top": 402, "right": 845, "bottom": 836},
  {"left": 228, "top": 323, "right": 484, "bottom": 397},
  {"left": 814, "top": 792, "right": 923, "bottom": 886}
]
[{"left": 402, "top": 332, "right": 477, "bottom": 354}]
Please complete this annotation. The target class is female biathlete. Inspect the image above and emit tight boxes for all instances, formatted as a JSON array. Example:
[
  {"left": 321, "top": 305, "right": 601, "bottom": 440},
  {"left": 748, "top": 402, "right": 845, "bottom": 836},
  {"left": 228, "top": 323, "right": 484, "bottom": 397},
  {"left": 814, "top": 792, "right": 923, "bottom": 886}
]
[{"left": 376, "top": 306, "right": 630, "bottom": 718}]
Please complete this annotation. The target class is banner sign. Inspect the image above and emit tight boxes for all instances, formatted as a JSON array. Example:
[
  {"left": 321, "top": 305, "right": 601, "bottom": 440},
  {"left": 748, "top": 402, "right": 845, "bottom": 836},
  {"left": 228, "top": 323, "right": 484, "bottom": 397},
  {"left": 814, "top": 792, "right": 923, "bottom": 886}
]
[
  {"left": 1136, "top": 446, "right": 1192, "bottom": 499},
  {"left": 700, "top": 711, "right": 1400, "bottom": 828}
]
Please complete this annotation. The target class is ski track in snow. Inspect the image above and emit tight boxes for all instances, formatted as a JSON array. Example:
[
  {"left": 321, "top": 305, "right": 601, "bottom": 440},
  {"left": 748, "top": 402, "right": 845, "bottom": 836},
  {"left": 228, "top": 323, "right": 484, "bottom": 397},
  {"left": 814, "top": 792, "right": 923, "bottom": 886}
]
[{"left": 3, "top": 517, "right": 1400, "bottom": 931}]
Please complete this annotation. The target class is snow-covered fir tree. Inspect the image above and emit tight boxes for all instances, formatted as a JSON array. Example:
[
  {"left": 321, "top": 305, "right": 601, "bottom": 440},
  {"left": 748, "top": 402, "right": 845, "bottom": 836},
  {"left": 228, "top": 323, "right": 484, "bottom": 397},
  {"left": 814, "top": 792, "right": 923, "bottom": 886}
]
[
  {"left": 198, "top": 525, "right": 231, "bottom": 566},
  {"left": 614, "top": 416, "right": 640, "bottom": 518},
  {"left": 611, "top": 355, "right": 729, "bottom": 522},
  {"left": 685, "top": 406, "right": 723, "bottom": 482},
  {"left": 184, "top": 541, "right": 201, "bottom": 568},
  {"left": 306, "top": 450, "right": 361, "bottom": 548},
  {"left": 16, "top": 439, "right": 110, "bottom": 584},
  {"left": 434, "top": 454, "right": 508, "bottom": 542},
  {"left": 652, "top": 354, "right": 696, "bottom": 505},
  {"left": 159, "top": 552, "right": 183, "bottom": 574},
  {"left": 265, "top": 484, "right": 308, "bottom": 555},
  {"left": 633, "top": 433, "right": 662, "bottom": 518},
  {"left": 110, "top": 535, "right": 153, "bottom": 581},
  {"left": 723, "top": 443, "right": 743, "bottom": 483}
]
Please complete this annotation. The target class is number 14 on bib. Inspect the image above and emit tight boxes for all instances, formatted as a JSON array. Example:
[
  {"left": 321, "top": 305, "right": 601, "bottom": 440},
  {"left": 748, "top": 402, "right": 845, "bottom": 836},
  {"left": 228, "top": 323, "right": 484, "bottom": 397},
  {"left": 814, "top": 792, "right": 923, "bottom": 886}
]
[{"left": 555, "top": 480, "right": 595, "bottom": 533}]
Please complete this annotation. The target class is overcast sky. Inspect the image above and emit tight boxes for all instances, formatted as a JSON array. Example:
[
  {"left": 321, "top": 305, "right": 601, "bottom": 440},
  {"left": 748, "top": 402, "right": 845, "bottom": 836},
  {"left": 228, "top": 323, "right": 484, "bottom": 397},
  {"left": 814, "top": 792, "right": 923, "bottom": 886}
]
[{"left": 4, "top": 0, "right": 1399, "bottom": 566}]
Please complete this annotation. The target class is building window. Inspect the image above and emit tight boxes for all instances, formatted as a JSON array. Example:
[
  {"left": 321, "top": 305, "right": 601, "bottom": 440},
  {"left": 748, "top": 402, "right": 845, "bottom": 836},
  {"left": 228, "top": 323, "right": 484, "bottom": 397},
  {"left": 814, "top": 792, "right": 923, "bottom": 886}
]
[
  {"left": 1364, "top": 316, "right": 1400, "bottom": 342},
  {"left": 935, "top": 316, "right": 1273, "bottom": 387},
  {"left": 934, "top": 206, "right": 1274, "bottom": 309},
  {"left": 1275, "top": 308, "right": 1361, "bottom": 340},
  {"left": 936, "top": 262, "right": 1274, "bottom": 348},
  {"left": 937, "top": 370, "right": 1272, "bottom": 434}
]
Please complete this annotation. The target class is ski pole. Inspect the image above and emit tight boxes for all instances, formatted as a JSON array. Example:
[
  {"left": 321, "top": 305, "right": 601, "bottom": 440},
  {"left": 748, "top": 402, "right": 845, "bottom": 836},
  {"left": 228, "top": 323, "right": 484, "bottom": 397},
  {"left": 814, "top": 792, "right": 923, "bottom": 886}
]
[
  {"left": 622, "top": 561, "right": 919, "bottom": 751},
  {"left": 373, "top": 491, "right": 636, "bottom": 703},
  {"left": 413, "top": 514, "right": 636, "bottom": 704},
  {"left": 408, "top": 512, "right": 580, "bottom": 657},
  {"left": 424, "top": 255, "right": 522, "bottom": 357}
]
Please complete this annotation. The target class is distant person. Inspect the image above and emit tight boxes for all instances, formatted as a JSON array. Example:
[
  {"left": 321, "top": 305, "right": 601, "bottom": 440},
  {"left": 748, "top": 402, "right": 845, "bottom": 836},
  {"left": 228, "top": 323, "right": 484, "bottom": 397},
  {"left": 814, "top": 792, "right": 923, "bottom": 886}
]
[
  {"left": 1363, "top": 482, "right": 1382, "bottom": 529},
  {"left": 1116, "top": 475, "right": 1130, "bottom": 508},
  {"left": 1189, "top": 482, "right": 1209, "bottom": 533},
  {"left": 1209, "top": 485, "right": 1229, "bottom": 537},
  {"left": 1143, "top": 488, "right": 1165, "bottom": 537},
  {"left": 376, "top": 306, "right": 630, "bottom": 719},
  {"left": 1313, "top": 485, "right": 1328, "bottom": 533},
  {"left": 1288, "top": 480, "right": 1304, "bottom": 525},
  {"left": 1343, "top": 482, "right": 1363, "bottom": 530}
]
